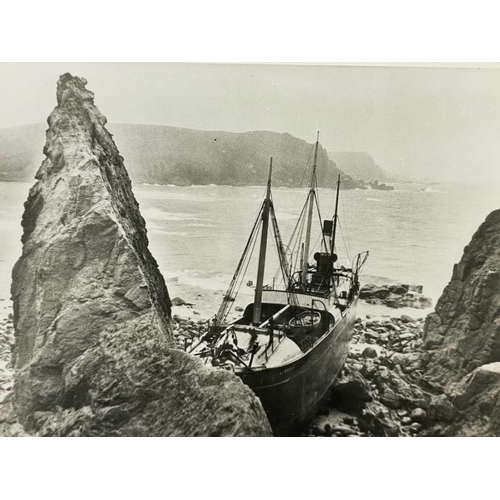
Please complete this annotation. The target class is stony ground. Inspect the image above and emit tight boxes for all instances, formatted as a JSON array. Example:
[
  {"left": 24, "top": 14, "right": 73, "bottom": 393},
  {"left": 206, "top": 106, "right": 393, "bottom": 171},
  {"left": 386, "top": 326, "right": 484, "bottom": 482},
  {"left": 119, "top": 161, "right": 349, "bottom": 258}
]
[
  {"left": 172, "top": 314, "right": 210, "bottom": 351},
  {"left": 305, "top": 314, "right": 431, "bottom": 437},
  {"left": 0, "top": 309, "right": 14, "bottom": 403},
  {"left": 0, "top": 304, "right": 26, "bottom": 436},
  {"left": 0, "top": 301, "right": 432, "bottom": 437},
  {"left": 171, "top": 308, "right": 432, "bottom": 437}
]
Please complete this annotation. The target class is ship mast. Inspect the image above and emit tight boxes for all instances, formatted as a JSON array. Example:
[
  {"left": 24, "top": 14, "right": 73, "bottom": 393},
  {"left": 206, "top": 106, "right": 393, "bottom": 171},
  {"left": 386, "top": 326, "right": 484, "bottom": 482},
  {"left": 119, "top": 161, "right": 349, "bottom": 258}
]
[
  {"left": 331, "top": 174, "right": 341, "bottom": 258},
  {"left": 301, "top": 132, "right": 320, "bottom": 284},
  {"left": 253, "top": 158, "right": 273, "bottom": 324}
]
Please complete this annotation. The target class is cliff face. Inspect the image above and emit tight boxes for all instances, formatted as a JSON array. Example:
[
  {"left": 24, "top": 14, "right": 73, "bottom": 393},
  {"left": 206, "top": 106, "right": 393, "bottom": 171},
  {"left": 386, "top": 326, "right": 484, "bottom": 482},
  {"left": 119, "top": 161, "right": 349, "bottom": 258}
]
[
  {"left": 422, "top": 209, "right": 500, "bottom": 436},
  {"left": 10, "top": 74, "right": 272, "bottom": 436},
  {"left": 108, "top": 124, "right": 362, "bottom": 188},
  {"left": 0, "top": 122, "right": 364, "bottom": 189}
]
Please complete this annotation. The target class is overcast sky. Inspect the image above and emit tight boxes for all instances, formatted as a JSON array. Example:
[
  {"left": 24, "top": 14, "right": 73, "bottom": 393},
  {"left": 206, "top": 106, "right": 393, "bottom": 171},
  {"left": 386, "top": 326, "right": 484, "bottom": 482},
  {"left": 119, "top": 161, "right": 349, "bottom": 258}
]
[{"left": 1, "top": 62, "right": 499, "bottom": 183}]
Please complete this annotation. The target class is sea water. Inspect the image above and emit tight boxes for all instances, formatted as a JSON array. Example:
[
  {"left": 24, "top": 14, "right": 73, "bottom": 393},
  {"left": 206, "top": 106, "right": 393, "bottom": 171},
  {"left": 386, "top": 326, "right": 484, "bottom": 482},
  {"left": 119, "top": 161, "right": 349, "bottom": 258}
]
[{"left": 0, "top": 180, "right": 499, "bottom": 319}]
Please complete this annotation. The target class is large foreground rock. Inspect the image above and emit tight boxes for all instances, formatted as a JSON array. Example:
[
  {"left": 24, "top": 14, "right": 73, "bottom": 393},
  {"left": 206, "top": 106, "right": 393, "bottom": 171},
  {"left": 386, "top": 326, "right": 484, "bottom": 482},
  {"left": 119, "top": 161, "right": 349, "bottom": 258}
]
[
  {"left": 423, "top": 210, "right": 500, "bottom": 391},
  {"left": 420, "top": 209, "right": 500, "bottom": 436},
  {"left": 10, "top": 73, "right": 272, "bottom": 436},
  {"left": 425, "top": 363, "right": 500, "bottom": 436}
]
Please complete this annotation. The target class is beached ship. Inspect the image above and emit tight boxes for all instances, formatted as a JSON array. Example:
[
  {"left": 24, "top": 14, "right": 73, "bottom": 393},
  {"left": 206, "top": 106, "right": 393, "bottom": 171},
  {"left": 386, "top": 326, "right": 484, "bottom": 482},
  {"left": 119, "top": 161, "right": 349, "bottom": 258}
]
[{"left": 191, "top": 134, "right": 368, "bottom": 436}]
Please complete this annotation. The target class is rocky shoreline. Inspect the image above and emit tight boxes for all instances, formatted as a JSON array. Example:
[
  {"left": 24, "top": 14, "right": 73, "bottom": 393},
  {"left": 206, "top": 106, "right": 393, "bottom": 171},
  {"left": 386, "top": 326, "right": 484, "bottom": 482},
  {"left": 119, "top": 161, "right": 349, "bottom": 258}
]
[
  {"left": 0, "top": 297, "right": 430, "bottom": 437},
  {"left": 305, "top": 314, "right": 430, "bottom": 437},
  {"left": 0, "top": 279, "right": 496, "bottom": 437},
  {"left": 0, "top": 277, "right": 436, "bottom": 437},
  {"left": 168, "top": 299, "right": 438, "bottom": 437},
  {"left": 360, "top": 283, "right": 432, "bottom": 309}
]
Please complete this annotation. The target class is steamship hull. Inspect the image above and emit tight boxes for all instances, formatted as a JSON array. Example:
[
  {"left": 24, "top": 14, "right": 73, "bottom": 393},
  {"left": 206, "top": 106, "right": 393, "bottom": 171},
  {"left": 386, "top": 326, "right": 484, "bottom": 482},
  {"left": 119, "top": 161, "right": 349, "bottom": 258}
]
[
  {"left": 202, "top": 144, "right": 368, "bottom": 437},
  {"left": 237, "top": 296, "right": 358, "bottom": 436}
]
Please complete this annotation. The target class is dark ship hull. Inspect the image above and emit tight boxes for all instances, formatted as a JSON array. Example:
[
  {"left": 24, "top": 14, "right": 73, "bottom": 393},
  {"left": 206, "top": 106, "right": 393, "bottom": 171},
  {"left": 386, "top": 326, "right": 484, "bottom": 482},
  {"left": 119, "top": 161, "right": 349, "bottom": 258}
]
[{"left": 237, "top": 297, "right": 358, "bottom": 436}]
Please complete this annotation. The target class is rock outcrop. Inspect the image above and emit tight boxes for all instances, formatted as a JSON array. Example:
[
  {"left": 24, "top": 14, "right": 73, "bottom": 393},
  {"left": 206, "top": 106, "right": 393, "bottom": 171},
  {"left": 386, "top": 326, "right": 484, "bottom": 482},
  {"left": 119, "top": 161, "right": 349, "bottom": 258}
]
[
  {"left": 360, "top": 283, "right": 432, "bottom": 309},
  {"left": 420, "top": 209, "right": 500, "bottom": 436},
  {"left": 10, "top": 73, "right": 272, "bottom": 436},
  {"left": 366, "top": 180, "right": 394, "bottom": 191},
  {"left": 423, "top": 210, "right": 500, "bottom": 390},
  {"left": 433, "top": 363, "right": 500, "bottom": 436}
]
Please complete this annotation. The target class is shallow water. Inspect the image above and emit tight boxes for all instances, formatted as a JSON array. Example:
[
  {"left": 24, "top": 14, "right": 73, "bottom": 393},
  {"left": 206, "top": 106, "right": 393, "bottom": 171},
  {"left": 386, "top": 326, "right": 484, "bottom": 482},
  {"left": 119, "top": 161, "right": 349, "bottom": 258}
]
[{"left": 0, "top": 180, "right": 499, "bottom": 320}]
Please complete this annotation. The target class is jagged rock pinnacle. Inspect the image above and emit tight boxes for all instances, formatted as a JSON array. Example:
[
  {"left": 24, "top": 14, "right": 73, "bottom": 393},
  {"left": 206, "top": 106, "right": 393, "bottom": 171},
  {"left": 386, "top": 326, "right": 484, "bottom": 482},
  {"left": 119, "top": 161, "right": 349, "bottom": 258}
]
[{"left": 10, "top": 74, "right": 272, "bottom": 436}]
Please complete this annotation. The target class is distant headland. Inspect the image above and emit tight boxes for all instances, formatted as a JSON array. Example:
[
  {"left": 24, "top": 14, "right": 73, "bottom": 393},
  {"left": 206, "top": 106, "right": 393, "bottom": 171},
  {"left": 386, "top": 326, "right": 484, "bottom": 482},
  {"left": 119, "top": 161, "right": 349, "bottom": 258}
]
[{"left": 0, "top": 122, "right": 393, "bottom": 189}]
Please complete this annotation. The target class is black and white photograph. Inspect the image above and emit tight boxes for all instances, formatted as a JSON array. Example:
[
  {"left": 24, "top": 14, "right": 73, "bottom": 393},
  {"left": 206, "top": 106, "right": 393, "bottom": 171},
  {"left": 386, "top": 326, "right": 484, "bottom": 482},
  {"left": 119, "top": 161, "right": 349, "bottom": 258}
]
[{"left": 1, "top": 61, "right": 500, "bottom": 441}]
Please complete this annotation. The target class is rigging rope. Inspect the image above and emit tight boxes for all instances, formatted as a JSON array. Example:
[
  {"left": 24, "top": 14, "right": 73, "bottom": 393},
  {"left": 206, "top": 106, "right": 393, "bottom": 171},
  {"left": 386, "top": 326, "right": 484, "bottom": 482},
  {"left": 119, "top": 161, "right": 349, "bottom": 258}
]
[
  {"left": 338, "top": 220, "right": 352, "bottom": 263},
  {"left": 339, "top": 194, "right": 352, "bottom": 258},
  {"left": 214, "top": 200, "right": 263, "bottom": 325},
  {"left": 281, "top": 142, "right": 316, "bottom": 242},
  {"left": 270, "top": 202, "right": 300, "bottom": 308},
  {"left": 230, "top": 217, "right": 261, "bottom": 317},
  {"left": 313, "top": 191, "right": 329, "bottom": 252}
]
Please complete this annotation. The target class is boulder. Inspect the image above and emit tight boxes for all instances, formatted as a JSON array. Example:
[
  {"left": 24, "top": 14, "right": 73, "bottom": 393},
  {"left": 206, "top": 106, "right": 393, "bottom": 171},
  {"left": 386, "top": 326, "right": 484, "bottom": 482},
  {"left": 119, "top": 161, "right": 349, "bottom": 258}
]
[
  {"left": 427, "top": 363, "right": 500, "bottom": 436},
  {"left": 400, "top": 315, "right": 414, "bottom": 323},
  {"left": 380, "top": 387, "right": 400, "bottom": 409},
  {"left": 328, "top": 370, "right": 373, "bottom": 412},
  {"left": 362, "top": 347, "right": 378, "bottom": 359},
  {"left": 389, "top": 285, "right": 407, "bottom": 295},
  {"left": 359, "top": 284, "right": 375, "bottom": 299},
  {"left": 359, "top": 400, "right": 398, "bottom": 437},
  {"left": 360, "top": 359, "right": 378, "bottom": 379},
  {"left": 10, "top": 74, "right": 272, "bottom": 437},
  {"left": 409, "top": 422, "right": 422, "bottom": 433},
  {"left": 418, "top": 296, "right": 433, "bottom": 308},
  {"left": 426, "top": 394, "right": 456, "bottom": 424},
  {"left": 171, "top": 297, "right": 187, "bottom": 306},
  {"left": 410, "top": 407, "right": 427, "bottom": 423},
  {"left": 372, "top": 286, "right": 391, "bottom": 299}
]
